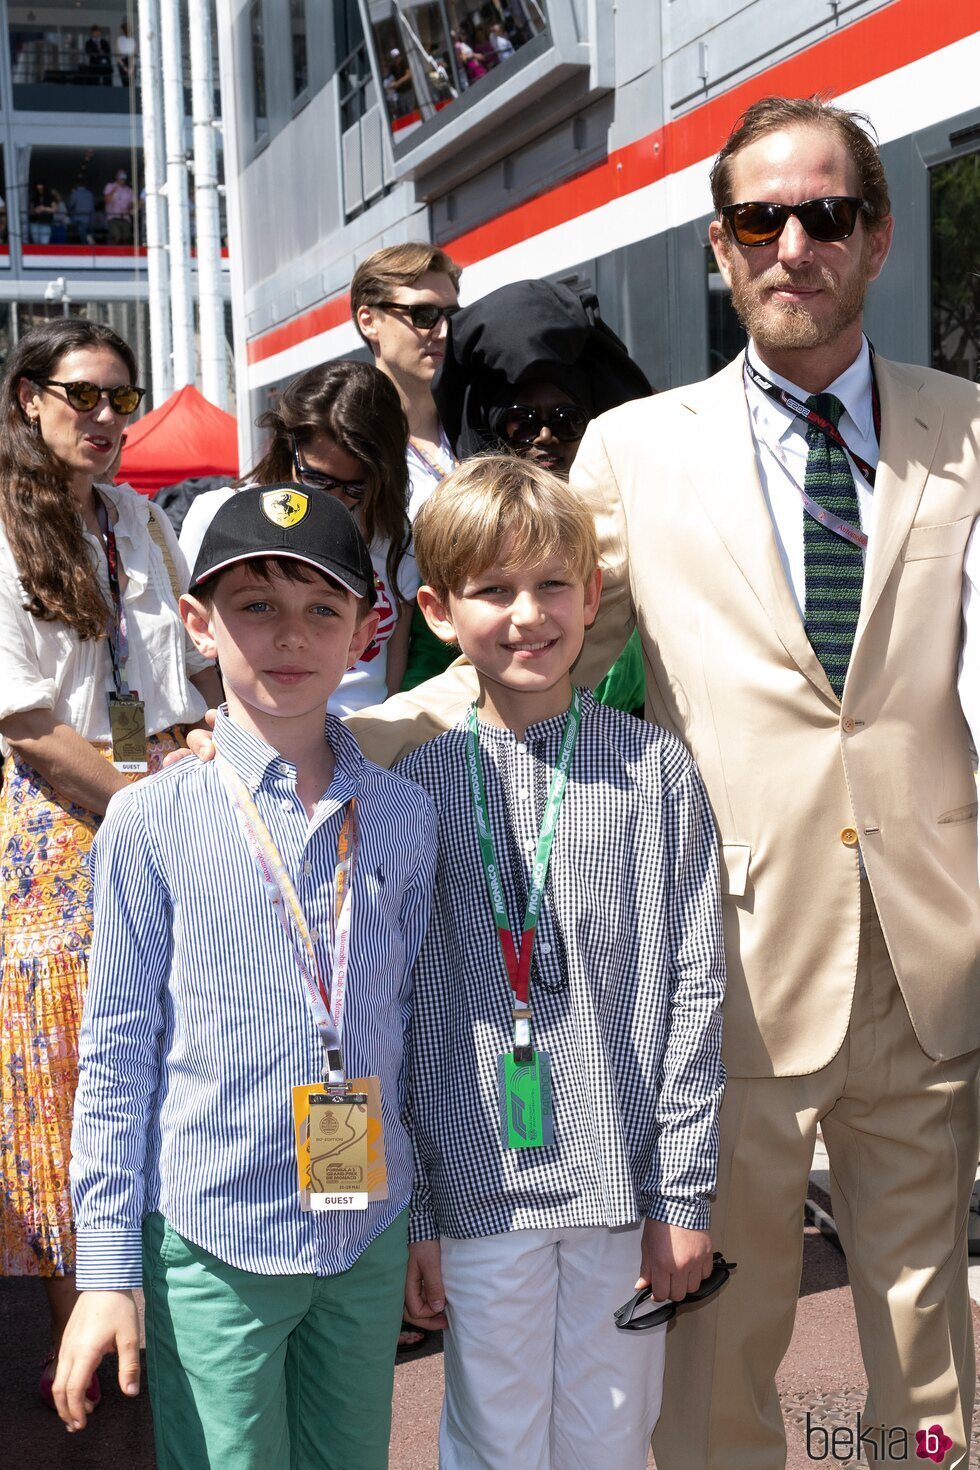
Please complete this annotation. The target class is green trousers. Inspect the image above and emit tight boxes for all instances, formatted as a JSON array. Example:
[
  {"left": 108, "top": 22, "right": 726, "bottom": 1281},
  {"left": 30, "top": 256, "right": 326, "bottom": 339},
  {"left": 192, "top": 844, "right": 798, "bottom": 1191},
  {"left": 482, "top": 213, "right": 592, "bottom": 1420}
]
[{"left": 142, "top": 1211, "right": 408, "bottom": 1470}]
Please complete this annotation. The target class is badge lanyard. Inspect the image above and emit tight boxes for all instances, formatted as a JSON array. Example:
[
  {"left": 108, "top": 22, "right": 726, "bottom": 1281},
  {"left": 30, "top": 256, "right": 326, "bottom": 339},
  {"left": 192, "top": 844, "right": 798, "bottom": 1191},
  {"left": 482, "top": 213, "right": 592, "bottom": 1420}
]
[
  {"left": 216, "top": 754, "right": 357, "bottom": 1089},
  {"left": 408, "top": 428, "right": 458, "bottom": 483},
  {"left": 466, "top": 690, "right": 581, "bottom": 1057},
  {"left": 97, "top": 501, "right": 136, "bottom": 699},
  {"left": 743, "top": 350, "right": 881, "bottom": 552}
]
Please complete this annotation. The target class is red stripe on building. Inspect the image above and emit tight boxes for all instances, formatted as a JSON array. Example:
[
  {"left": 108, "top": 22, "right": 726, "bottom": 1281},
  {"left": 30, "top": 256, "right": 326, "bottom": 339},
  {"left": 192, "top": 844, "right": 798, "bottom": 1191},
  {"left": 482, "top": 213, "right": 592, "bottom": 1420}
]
[{"left": 246, "top": 0, "right": 976, "bottom": 366}]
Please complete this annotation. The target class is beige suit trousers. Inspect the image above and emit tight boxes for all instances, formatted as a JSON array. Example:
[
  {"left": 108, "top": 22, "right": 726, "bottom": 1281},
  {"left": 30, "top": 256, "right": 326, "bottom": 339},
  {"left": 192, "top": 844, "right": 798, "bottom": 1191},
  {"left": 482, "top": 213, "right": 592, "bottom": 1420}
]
[{"left": 652, "top": 884, "right": 980, "bottom": 1469}]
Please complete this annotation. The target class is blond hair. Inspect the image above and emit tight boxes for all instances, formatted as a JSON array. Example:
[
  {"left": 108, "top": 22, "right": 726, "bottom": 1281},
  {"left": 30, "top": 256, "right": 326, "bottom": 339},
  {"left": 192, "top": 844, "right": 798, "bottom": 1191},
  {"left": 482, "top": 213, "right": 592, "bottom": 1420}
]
[{"left": 413, "top": 455, "right": 599, "bottom": 597}]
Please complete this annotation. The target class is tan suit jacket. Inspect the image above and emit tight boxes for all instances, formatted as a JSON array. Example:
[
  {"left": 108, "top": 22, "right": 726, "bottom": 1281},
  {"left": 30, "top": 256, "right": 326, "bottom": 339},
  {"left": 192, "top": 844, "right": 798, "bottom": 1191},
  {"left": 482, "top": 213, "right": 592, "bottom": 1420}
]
[{"left": 348, "top": 354, "right": 980, "bottom": 1076}]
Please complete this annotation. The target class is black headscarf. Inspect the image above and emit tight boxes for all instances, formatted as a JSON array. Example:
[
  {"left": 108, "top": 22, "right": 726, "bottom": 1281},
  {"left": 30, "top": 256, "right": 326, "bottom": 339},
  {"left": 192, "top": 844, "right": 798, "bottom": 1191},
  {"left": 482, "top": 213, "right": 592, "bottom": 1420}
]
[{"left": 432, "top": 279, "right": 653, "bottom": 459}]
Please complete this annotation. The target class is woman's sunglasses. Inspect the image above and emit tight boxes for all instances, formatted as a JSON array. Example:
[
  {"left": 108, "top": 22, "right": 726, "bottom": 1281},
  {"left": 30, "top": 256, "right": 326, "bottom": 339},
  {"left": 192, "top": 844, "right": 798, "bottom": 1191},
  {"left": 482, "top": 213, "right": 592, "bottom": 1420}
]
[
  {"left": 502, "top": 404, "right": 590, "bottom": 445},
  {"left": 33, "top": 379, "right": 145, "bottom": 414},
  {"left": 290, "top": 436, "right": 367, "bottom": 503},
  {"left": 719, "top": 196, "right": 869, "bottom": 247},
  {"left": 376, "top": 300, "right": 459, "bottom": 331},
  {"left": 613, "top": 1253, "right": 737, "bottom": 1331}
]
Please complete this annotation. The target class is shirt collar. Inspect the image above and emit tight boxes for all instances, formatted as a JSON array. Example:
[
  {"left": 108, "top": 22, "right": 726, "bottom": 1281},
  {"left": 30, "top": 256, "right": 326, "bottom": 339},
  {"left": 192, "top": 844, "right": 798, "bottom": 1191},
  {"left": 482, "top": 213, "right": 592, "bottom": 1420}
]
[
  {"left": 468, "top": 687, "right": 597, "bottom": 746},
  {"left": 96, "top": 481, "right": 149, "bottom": 594},
  {"left": 745, "top": 337, "right": 874, "bottom": 443},
  {"left": 212, "top": 707, "right": 363, "bottom": 800}
]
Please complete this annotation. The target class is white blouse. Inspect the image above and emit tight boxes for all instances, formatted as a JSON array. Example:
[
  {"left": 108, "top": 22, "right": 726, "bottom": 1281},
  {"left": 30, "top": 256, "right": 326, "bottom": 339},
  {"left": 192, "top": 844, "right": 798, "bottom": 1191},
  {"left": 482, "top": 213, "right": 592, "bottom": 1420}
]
[{"left": 0, "top": 481, "right": 209, "bottom": 750}]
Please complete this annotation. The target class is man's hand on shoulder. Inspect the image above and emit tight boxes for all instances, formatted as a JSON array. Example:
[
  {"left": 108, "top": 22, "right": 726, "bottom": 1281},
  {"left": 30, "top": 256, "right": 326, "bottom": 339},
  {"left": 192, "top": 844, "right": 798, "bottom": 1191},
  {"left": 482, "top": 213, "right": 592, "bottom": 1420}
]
[
  {"left": 637, "top": 1218, "right": 712, "bottom": 1302},
  {"left": 52, "top": 1289, "right": 140, "bottom": 1431}
]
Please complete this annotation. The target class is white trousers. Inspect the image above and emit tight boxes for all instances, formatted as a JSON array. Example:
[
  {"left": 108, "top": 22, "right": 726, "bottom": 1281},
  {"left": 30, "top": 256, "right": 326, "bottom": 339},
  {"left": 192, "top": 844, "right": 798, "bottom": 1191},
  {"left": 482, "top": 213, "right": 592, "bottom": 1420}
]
[{"left": 438, "top": 1223, "right": 666, "bottom": 1470}]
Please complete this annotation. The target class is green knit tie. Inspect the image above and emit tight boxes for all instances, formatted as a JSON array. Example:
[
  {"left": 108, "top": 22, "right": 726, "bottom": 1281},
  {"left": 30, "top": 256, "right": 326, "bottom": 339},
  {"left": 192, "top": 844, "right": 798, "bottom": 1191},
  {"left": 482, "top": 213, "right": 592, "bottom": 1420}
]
[{"left": 803, "top": 393, "right": 863, "bottom": 699}]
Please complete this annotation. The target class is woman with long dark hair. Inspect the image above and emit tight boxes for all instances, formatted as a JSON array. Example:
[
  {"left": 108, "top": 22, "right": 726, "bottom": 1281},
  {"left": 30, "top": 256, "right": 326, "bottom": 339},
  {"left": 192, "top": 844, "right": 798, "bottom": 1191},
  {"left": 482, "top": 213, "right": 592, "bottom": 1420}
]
[
  {"left": 0, "top": 319, "right": 220, "bottom": 1406},
  {"left": 180, "top": 359, "right": 414, "bottom": 714}
]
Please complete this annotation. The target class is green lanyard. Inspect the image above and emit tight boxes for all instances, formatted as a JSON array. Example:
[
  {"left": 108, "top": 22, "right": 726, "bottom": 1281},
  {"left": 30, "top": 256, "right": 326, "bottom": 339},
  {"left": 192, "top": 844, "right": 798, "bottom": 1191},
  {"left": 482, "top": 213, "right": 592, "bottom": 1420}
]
[{"left": 465, "top": 690, "right": 582, "bottom": 1051}]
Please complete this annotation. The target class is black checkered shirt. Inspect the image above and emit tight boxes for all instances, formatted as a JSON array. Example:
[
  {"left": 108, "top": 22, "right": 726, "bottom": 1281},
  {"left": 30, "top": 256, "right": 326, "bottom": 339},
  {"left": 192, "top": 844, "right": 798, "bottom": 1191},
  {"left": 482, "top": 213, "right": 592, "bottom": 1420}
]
[{"left": 395, "top": 691, "right": 726, "bottom": 1242}]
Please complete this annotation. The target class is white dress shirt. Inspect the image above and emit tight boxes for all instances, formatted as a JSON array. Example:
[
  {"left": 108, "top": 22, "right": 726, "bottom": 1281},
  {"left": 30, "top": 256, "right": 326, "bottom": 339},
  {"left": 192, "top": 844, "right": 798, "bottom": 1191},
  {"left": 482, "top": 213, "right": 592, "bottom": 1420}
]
[{"left": 0, "top": 481, "right": 208, "bottom": 749}]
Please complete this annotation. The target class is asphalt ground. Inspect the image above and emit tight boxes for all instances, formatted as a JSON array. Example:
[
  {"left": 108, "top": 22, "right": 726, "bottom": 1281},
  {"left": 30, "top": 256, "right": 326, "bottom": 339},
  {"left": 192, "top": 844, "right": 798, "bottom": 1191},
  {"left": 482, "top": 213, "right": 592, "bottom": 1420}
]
[{"left": 4, "top": 1213, "right": 977, "bottom": 1469}]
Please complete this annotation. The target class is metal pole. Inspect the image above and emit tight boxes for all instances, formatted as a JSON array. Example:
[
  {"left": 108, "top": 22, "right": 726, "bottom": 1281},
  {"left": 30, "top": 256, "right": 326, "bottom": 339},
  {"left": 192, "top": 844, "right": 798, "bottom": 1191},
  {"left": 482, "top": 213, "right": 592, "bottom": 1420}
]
[
  {"left": 160, "top": 0, "right": 195, "bottom": 388},
  {"left": 188, "top": 0, "right": 226, "bottom": 407},
  {"left": 137, "top": 0, "right": 172, "bottom": 403}
]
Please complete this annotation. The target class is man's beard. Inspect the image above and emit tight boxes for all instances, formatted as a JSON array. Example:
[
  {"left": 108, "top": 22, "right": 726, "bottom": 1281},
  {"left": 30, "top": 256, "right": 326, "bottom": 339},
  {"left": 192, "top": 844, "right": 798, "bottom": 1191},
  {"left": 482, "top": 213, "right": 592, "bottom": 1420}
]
[{"left": 726, "top": 249, "right": 870, "bottom": 353}]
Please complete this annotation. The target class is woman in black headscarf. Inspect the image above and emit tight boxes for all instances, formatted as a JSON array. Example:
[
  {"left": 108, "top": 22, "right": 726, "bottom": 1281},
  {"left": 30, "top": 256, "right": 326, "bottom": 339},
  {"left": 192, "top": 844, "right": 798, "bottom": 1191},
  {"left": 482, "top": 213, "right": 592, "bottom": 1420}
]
[{"left": 410, "top": 278, "right": 652, "bottom": 709}]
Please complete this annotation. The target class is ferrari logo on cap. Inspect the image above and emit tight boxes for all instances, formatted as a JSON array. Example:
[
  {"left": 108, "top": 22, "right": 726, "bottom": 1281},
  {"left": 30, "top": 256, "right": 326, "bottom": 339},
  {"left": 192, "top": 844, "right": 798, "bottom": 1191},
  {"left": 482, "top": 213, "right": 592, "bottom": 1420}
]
[{"left": 261, "top": 489, "right": 310, "bottom": 528}]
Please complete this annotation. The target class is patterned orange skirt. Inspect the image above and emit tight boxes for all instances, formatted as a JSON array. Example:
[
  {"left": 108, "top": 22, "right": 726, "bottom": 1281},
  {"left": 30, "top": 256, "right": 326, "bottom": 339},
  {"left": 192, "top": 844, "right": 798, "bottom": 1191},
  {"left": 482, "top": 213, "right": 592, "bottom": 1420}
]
[{"left": 0, "top": 730, "right": 184, "bottom": 1277}]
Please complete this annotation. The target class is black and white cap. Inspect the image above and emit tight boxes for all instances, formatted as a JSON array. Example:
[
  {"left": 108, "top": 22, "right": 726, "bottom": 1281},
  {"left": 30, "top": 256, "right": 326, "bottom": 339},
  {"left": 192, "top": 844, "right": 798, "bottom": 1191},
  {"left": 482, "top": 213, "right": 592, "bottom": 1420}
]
[{"left": 189, "top": 484, "right": 376, "bottom": 604}]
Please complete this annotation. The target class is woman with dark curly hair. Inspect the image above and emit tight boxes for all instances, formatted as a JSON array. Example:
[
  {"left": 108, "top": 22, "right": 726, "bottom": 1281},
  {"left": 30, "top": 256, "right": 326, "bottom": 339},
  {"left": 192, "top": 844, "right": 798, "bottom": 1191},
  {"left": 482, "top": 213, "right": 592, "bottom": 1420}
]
[
  {"left": 180, "top": 359, "right": 414, "bottom": 713},
  {"left": 0, "top": 318, "right": 220, "bottom": 1407}
]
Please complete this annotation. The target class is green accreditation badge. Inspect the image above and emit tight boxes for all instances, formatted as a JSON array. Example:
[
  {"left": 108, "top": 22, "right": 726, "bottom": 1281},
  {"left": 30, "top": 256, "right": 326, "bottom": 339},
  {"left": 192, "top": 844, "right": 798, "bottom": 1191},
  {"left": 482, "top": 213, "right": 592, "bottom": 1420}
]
[
  {"left": 305, "top": 1091, "right": 369, "bottom": 1210},
  {"left": 497, "top": 1051, "right": 554, "bottom": 1150},
  {"left": 108, "top": 692, "right": 148, "bottom": 772}
]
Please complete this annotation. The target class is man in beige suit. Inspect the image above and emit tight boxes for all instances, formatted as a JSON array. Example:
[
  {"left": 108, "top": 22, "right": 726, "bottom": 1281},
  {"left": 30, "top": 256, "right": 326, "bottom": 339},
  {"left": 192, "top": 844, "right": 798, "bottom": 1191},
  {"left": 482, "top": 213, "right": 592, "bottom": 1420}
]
[{"left": 347, "top": 96, "right": 980, "bottom": 1465}]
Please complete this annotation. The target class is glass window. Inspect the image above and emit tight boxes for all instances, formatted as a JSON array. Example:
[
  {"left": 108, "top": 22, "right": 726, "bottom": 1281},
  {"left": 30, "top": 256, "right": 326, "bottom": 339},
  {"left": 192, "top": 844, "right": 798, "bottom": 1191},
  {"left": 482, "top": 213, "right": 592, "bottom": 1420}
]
[
  {"left": 250, "top": 0, "right": 268, "bottom": 140},
  {"left": 706, "top": 251, "right": 745, "bottom": 374},
  {"left": 366, "top": 0, "right": 548, "bottom": 143},
  {"left": 25, "top": 145, "right": 142, "bottom": 251},
  {"left": 931, "top": 151, "right": 980, "bottom": 381},
  {"left": 9, "top": 0, "right": 137, "bottom": 115},
  {"left": 290, "top": 0, "right": 308, "bottom": 99}
]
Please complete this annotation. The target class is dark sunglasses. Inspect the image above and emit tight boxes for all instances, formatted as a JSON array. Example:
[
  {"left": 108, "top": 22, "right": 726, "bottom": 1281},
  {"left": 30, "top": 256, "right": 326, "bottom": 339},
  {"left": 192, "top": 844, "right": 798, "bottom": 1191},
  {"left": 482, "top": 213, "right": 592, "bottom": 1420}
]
[
  {"left": 375, "top": 300, "right": 459, "bottom": 331},
  {"left": 502, "top": 404, "right": 590, "bottom": 445},
  {"left": 34, "top": 379, "right": 145, "bottom": 414},
  {"left": 290, "top": 436, "right": 367, "bottom": 503},
  {"left": 720, "top": 196, "right": 869, "bottom": 247},
  {"left": 613, "top": 1253, "right": 737, "bottom": 1332}
]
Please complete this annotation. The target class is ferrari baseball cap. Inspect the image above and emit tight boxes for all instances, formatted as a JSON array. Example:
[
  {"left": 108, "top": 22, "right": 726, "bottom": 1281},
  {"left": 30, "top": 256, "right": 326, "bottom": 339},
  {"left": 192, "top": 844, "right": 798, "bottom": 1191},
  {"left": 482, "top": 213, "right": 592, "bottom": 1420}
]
[{"left": 189, "top": 484, "right": 376, "bottom": 604}]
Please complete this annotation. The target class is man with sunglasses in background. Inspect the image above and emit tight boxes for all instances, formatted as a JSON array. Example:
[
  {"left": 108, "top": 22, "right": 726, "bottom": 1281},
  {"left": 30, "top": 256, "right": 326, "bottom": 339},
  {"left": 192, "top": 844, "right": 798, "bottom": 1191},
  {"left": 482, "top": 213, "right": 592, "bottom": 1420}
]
[{"left": 348, "top": 96, "right": 980, "bottom": 1469}]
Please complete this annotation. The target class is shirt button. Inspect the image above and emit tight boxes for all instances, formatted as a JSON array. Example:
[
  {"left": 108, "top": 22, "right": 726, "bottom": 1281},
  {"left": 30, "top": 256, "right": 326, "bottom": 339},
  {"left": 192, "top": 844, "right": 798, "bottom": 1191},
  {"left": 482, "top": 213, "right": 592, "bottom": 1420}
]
[
  {"left": 539, "top": 941, "right": 551, "bottom": 955},
  {"left": 841, "top": 716, "right": 855, "bottom": 734},
  {"left": 302, "top": 861, "right": 312, "bottom": 877},
  {"left": 840, "top": 827, "right": 859, "bottom": 847},
  {"left": 310, "top": 929, "right": 319, "bottom": 943}
]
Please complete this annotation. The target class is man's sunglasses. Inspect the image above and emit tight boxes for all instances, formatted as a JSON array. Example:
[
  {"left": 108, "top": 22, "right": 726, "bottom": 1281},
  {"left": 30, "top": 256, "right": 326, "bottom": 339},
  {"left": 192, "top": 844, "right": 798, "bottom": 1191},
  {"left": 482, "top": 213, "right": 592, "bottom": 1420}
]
[
  {"left": 719, "top": 196, "right": 870, "bottom": 247},
  {"left": 33, "top": 379, "right": 145, "bottom": 414},
  {"left": 375, "top": 300, "right": 459, "bottom": 331},
  {"left": 290, "top": 436, "right": 367, "bottom": 503},
  {"left": 613, "top": 1253, "right": 737, "bottom": 1331},
  {"left": 502, "top": 404, "right": 590, "bottom": 445}
]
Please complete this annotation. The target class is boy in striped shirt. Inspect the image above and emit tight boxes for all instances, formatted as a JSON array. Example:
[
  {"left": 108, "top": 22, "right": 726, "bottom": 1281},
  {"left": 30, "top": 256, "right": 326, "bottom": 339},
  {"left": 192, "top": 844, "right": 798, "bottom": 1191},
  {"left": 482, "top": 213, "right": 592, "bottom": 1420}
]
[
  {"left": 395, "top": 456, "right": 726, "bottom": 1469},
  {"left": 53, "top": 487, "right": 436, "bottom": 1469}
]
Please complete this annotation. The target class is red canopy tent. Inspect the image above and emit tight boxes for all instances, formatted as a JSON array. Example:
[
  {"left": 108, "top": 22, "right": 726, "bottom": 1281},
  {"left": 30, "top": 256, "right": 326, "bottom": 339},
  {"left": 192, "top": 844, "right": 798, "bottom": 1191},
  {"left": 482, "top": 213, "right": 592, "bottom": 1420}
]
[{"left": 116, "top": 383, "right": 238, "bottom": 495}]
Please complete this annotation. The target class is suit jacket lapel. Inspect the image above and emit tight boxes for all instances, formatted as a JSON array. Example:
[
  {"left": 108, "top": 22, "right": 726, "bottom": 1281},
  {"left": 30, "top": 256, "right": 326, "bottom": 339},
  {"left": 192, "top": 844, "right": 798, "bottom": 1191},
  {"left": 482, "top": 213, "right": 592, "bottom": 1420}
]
[
  {"left": 680, "top": 357, "right": 835, "bottom": 699},
  {"left": 857, "top": 358, "right": 939, "bottom": 638}
]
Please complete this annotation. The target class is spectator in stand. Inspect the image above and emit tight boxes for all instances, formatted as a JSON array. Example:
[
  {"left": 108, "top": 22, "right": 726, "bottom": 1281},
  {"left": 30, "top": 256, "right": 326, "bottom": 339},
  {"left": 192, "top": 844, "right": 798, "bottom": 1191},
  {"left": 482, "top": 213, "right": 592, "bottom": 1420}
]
[
  {"left": 103, "top": 172, "right": 134, "bottom": 246},
  {"left": 84, "top": 26, "right": 112, "bottom": 87},
  {"left": 68, "top": 182, "right": 95, "bottom": 244},
  {"left": 490, "top": 23, "right": 515, "bottom": 61},
  {"left": 115, "top": 20, "right": 136, "bottom": 87},
  {"left": 0, "top": 195, "right": 7, "bottom": 245},
  {"left": 28, "top": 183, "right": 56, "bottom": 245},
  {"left": 387, "top": 49, "right": 414, "bottom": 117},
  {"left": 472, "top": 26, "right": 497, "bottom": 71},
  {"left": 50, "top": 193, "right": 69, "bottom": 246}
]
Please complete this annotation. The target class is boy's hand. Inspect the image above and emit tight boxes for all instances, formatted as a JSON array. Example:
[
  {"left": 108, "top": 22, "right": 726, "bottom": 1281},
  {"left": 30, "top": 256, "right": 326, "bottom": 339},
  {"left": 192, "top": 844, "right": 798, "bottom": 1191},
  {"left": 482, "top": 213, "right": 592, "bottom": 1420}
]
[
  {"left": 404, "top": 1238, "right": 448, "bottom": 1331},
  {"left": 52, "top": 1290, "right": 140, "bottom": 1431},
  {"left": 637, "top": 1219, "right": 712, "bottom": 1302},
  {"left": 162, "top": 709, "right": 217, "bottom": 768}
]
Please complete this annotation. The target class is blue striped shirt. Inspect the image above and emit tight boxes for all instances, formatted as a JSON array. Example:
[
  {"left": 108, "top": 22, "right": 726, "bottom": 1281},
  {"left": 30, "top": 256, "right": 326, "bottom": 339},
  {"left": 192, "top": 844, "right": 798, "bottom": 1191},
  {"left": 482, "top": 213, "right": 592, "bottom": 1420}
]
[{"left": 71, "top": 709, "right": 436, "bottom": 1288}]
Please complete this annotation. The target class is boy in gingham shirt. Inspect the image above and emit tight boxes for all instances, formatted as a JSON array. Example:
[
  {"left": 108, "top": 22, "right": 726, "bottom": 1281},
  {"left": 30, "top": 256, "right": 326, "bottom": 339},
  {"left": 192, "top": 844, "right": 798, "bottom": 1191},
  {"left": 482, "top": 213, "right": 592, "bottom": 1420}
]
[
  {"left": 395, "top": 456, "right": 726, "bottom": 1468},
  {"left": 52, "top": 487, "right": 436, "bottom": 1469}
]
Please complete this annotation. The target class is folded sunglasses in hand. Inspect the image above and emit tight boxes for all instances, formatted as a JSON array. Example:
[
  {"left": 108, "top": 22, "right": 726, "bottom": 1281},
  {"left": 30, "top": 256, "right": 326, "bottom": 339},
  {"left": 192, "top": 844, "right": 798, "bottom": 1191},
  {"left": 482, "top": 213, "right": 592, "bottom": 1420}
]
[{"left": 613, "top": 1252, "right": 737, "bottom": 1331}]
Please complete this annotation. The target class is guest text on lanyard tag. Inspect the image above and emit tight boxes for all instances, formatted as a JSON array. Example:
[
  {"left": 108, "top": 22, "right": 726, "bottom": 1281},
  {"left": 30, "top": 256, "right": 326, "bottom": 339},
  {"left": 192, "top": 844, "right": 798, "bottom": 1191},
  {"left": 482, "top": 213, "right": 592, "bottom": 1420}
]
[
  {"left": 101, "top": 508, "right": 148, "bottom": 772},
  {"left": 465, "top": 690, "right": 581, "bottom": 1150},
  {"left": 742, "top": 352, "right": 881, "bottom": 552},
  {"left": 216, "top": 755, "right": 373, "bottom": 1211}
]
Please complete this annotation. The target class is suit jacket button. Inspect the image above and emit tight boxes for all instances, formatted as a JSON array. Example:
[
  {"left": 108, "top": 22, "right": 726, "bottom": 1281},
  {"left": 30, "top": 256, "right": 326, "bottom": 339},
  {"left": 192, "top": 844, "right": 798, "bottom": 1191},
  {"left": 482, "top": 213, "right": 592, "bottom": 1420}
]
[
  {"left": 840, "top": 827, "right": 859, "bottom": 847},
  {"left": 841, "top": 716, "right": 855, "bottom": 734}
]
